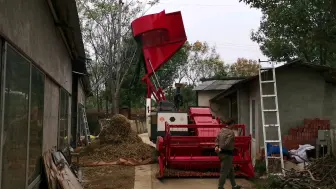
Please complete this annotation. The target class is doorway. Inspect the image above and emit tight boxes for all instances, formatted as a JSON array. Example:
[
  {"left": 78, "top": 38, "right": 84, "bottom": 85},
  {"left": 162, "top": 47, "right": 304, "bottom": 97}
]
[{"left": 250, "top": 98, "right": 257, "bottom": 165}]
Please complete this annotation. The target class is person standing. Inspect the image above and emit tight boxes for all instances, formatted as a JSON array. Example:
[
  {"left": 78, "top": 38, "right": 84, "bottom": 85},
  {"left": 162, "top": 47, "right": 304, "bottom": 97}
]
[{"left": 215, "top": 119, "right": 241, "bottom": 189}]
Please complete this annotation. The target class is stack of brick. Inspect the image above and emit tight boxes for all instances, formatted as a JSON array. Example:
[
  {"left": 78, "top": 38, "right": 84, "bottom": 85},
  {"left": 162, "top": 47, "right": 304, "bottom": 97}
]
[{"left": 282, "top": 118, "right": 330, "bottom": 150}]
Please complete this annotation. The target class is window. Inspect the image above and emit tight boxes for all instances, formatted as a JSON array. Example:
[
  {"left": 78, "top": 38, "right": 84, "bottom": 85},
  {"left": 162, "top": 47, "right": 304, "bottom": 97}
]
[
  {"left": 28, "top": 66, "right": 44, "bottom": 184},
  {"left": 2, "top": 44, "right": 30, "bottom": 189},
  {"left": 58, "top": 88, "right": 70, "bottom": 150},
  {"left": 0, "top": 44, "right": 45, "bottom": 189}
]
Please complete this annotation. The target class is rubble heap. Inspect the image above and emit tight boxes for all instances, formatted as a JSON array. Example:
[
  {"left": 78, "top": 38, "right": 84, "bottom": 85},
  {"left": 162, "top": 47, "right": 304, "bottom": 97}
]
[
  {"left": 271, "top": 155, "right": 336, "bottom": 189},
  {"left": 82, "top": 114, "right": 156, "bottom": 163}
]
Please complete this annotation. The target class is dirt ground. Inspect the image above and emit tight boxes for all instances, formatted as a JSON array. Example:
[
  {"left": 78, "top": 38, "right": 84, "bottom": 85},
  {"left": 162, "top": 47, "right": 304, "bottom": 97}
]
[{"left": 82, "top": 165, "right": 135, "bottom": 189}]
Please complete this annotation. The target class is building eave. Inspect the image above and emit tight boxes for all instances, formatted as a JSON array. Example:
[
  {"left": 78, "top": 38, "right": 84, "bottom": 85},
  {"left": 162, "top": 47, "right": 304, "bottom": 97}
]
[{"left": 46, "top": 0, "right": 92, "bottom": 96}]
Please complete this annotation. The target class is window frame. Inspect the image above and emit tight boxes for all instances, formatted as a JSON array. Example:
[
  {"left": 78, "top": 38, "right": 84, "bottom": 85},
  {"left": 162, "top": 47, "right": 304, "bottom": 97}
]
[
  {"left": 27, "top": 64, "right": 45, "bottom": 186},
  {"left": 0, "top": 42, "right": 46, "bottom": 189},
  {"left": 4, "top": 43, "right": 32, "bottom": 189},
  {"left": 58, "top": 88, "right": 70, "bottom": 150},
  {"left": 0, "top": 38, "right": 5, "bottom": 189}
]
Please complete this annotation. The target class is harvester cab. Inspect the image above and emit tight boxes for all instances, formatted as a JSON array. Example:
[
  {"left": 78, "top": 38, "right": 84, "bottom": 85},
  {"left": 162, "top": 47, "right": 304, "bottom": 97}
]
[{"left": 131, "top": 10, "right": 255, "bottom": 179}]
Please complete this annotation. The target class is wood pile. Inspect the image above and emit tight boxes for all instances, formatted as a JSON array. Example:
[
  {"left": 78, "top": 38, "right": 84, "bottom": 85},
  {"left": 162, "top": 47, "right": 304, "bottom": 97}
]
[
  {"left": 43, "top": 148, "right": 83, "bottom": 189},
  {"left": 273, "top": 155, "right": 336, "bottom": 189}
]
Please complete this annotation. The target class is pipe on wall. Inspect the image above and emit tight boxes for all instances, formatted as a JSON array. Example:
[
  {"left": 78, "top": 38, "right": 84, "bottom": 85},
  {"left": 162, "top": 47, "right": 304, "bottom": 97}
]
[{"left": 46, "top": 0, "right": 74, "bottom": 60}]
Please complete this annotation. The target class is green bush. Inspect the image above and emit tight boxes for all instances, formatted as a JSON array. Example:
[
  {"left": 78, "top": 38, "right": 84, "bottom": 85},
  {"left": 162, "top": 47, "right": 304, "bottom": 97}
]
[{"left": 254, "top": 159, "right": 267, "bottom": 176}]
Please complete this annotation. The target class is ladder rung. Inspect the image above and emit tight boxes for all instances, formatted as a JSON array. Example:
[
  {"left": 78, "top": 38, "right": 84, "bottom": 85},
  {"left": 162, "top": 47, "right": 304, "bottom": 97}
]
[
  {"left": 261, "top": 80, "right": 275, "bottom": 83},
  {"left": 263, "top": 109, "right": 278, "bottom": 112},
  {"left": 269, "top": 173, "right": 283, "bottom": 176},
  {"left": 262, "top": 94, "right": 276, "bottom": 98},
  {"left": 267, "top": 156, "right": 282, "bottom": 159},
  {"left": 260, "top": 67, "right": 274, "bottom": 70},
  {"left": 264, "top": 124, "right": 280, "bottom": 127},
  {"left": 265, "top": 140, "right": 281, "bottom": 143}
]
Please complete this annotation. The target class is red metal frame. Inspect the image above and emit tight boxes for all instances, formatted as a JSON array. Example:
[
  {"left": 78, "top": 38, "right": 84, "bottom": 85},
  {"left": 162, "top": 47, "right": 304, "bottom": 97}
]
[
  {"left": 156, "top": 122, "right": 255, "bottom": 178},
  {"left": 131, "top": 10, "right": 187, "bottom": 100}
]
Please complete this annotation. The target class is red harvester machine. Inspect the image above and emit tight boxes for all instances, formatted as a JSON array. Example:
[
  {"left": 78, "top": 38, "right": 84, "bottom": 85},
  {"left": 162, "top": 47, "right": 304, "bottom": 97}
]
[{"left": 131, "top": 10, "right": 254, "bottom": 179}]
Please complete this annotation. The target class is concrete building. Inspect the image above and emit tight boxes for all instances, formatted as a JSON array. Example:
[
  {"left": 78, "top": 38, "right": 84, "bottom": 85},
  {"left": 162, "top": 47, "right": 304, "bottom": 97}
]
[
  {"left": 0, "top": 0, "right": 90, "bottom": 188},
  {"left": 209, "top": 61, "right": 336, "bottom": 156}
]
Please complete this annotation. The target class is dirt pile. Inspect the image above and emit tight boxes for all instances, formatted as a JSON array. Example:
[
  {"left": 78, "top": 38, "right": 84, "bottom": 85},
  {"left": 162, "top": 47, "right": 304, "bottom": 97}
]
[
  {"left": 81, "top": 114, "right": 156, "bottom": 163},
  {"left": 99, "top": 114, "right": 142, "bottom": 144}
]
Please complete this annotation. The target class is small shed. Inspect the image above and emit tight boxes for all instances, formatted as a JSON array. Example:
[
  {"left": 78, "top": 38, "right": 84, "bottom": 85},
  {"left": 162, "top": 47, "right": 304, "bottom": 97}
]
[{"left": 193, "top": 78, "right": 245, "bottom": 107}]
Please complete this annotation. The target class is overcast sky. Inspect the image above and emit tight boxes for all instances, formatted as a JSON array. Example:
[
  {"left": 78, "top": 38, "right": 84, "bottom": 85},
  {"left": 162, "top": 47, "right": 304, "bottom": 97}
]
[{"left": 144, "top": 0, "right": 269, "bottom": 65}]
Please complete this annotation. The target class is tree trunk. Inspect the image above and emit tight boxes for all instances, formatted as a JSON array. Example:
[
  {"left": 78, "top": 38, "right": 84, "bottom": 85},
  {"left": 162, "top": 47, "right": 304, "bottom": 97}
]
[
  {"left": 96, "top": 89, "right": 100, "bottom": 112},
  {"left": 111, "top": 90, "right": 120, "bottom": 115},
  {"left": 105, "top": 81, "right": 109, "bottom": 114},
  {"left": 99, "top": 96, "right": 103, "bottom": 112},
  {"left": 105, "top": 96, "right": 109, "bottom": 114}
]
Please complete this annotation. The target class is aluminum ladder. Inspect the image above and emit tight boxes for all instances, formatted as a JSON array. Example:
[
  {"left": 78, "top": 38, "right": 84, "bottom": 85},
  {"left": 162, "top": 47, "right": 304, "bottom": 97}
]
[
  {"left": 82, "top": 107, "right": 91, "bottom": 145},
  {"left": 258, "top": 63, "right": 285, "bottom": 175}
]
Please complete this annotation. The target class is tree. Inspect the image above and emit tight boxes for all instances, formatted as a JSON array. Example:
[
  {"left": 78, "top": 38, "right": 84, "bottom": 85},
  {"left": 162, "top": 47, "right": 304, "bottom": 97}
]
[
  {"left": 165, "top": 84, "right": 196, "bottom": 110},
  {"left": 239, "top": 0, "right": 336, "bottom": 66},
  {"left": 229, "top": 58, "right": 261, "bottom": 77},
  {"left": 115, "top": 40, "right": 190, "bottom": 108},
  {"left": 76, "top": 0, "right": 158, "bottom": 114},
  {"left": 184, "top": 41, "right": 227, "bottom": 86}
]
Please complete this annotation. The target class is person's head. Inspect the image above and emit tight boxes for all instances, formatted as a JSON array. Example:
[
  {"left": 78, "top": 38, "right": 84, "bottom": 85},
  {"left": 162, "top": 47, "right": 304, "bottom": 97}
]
[{"left": 225, "top": 118, "right": 236, "bottom": 130}]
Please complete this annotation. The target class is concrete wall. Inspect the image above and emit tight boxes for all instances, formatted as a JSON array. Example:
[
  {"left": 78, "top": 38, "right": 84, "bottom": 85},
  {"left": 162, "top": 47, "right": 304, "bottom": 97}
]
[
  {"left": 0, "top": 0, "right": 72, "bottom": 92},
  {"left": 0, "top": 0, "right": 74, "bottom": 151},
  {"left": 78, "top": 80, "right": 86, "bottom": 105},
  {"left": 0, "top": 0, "right": 80, "bottom": 188},
  {"left": 210, "top": 99, "right": 230, "bottom": 119},
  {"left": 212, "top": 67, "right": 336, "bottom": 152},
  {"left": 197, "top": 91, "right": 222, "bottom": 106},
  {"left": 330, "top": 129, "right": 336, "bottom": 157},
  {"left": 241, "top": 67, "right": 336, "bottom": 149},
  {"left": 42, "top": 77, "right": 60, "bottom": 152}
]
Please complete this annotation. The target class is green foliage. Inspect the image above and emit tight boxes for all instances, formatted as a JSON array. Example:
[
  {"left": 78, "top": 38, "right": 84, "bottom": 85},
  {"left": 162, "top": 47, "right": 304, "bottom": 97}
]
[
  {"left": 77, "top": 0, "right": 158, "bottom": 113},
  {"left": 156, "top": 43, "right": 190, "bottom": 89},
  {"left": 229, "top": 58, "right": 261, "bottom": 77},
  {"left": 165, "top": 84, "right": 196, "bottom": 109},
  {"left": 254, "top": 159, "right": 267, "bottom": 176},
  {"left": 253, "top": 175, "right": 282, "bottom": 189},
  {"left": 239, "top": 0, "right": 336, "bottom": 66},
  {"left": 184, "top": 41, "right": 227, "bottom": 85}
]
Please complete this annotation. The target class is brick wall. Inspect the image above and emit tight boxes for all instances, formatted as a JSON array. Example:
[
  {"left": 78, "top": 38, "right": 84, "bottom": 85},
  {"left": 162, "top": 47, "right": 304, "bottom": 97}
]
[{"left": 282, "top": 118, "right": 330, "bottom": 150}]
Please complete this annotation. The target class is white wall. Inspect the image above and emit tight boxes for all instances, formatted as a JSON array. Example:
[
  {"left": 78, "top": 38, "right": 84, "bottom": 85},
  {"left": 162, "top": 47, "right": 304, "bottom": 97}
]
[{"left": 197, "top": 91, "right": 222, "bottom": 107}]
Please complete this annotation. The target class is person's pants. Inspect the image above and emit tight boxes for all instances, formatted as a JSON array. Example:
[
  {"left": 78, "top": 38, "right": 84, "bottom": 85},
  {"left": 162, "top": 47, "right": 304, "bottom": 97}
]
[{"left": 218, "top": 153, "right": 237, "bottom": 189}]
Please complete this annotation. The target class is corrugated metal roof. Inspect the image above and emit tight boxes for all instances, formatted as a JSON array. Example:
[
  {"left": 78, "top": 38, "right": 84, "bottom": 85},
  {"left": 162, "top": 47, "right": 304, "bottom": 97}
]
[{"left": 193, "top": 79, "right": 242, "bottom": 91}]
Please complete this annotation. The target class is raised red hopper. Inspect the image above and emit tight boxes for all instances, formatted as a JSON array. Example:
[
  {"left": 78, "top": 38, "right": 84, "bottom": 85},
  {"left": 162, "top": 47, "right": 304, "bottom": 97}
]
[
  {"left": 131, "top": 11, "right": 255, "bottom": 179},
  {"left": 131, "top": 10, "right": 187, "bottom": 101}
]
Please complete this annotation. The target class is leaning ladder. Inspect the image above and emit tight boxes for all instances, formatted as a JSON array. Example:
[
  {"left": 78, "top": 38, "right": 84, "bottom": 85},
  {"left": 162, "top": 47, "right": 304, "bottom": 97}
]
[
  {"left": 82, "top": 107, "right": 91, "bottom": 145},
  {"left": 258, "top": 63, "right": 285, "bottom": 175}
]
